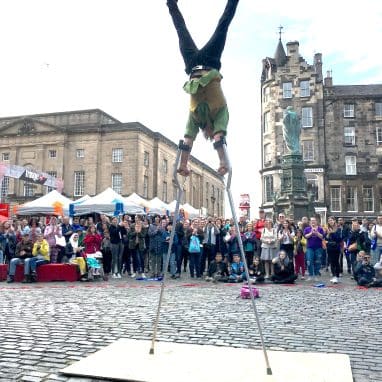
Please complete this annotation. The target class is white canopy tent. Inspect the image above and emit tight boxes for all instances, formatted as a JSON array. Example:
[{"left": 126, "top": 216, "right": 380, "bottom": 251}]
[
  {"left": 167, "top": 200, "right": 200, "bottom": 219},
  {"left": 124, "top": 192, "right": 150, "bottom": 208},
  {"left": 147, "top": 197, "right": 170, "bottom": 216},
  {"left": 70, "top": 188, "right": 145, "bottom": 216},
  {"left": 17, "top": 190, "right": 73, "bottom": 216}
]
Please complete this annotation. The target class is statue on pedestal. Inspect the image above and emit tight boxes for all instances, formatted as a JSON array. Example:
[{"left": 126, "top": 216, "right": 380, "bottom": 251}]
[{"left": 282, "top": 106, "right": 301, "bottom": 155}]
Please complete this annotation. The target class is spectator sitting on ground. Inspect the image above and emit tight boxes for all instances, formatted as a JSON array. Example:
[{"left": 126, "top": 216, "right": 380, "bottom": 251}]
[
  {"left": 7, "top": 232, "right": 34, "bottom": 283},
  {"left": 228, "top": 253, "right": 246, "bottom": 283},
  {"left": 353, "top": 251, "right": 375, "bottom": 287},
  {"left": 205, "top": 252, "right": 229, "bottom": 282},
  {"left": 248, "top": 256, "right": 265, "bottom": 283},
  {"left": 271, "top": 250, "right": 297, "bottom": 284}
]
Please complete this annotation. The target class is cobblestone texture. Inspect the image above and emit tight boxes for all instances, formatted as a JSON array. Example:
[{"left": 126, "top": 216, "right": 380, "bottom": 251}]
[{"left": 0, "top": 274, "right": 381, "bottom": 381}]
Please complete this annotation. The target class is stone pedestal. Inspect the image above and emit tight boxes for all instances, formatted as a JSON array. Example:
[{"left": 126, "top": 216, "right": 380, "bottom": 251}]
[{"left": 275, "top": 153, "right": 311, "bottom": 220}]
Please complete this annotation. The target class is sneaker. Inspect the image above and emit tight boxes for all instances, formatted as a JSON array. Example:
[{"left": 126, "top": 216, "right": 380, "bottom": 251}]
[
  {"left": 301, "top": 276, "right": 305, "bottom": 280},
  {"left": 314, "top": 277, "right": 319, "bottom": 282},
  {"left": 117, "top": 273, "right": 122, "bottom": 279},
  {"left": 332, "top": 277, "right": 339, "bottom": 284},
  {"left": 112, "top": 274, "right": 118, "bottom": 279},
  {"left": 131, "top": 273, "right": 136, "bottom": 278},
  {"left": 141, "top": 273, "right": 146, "bottom": 278},
  {"left": 306, "top": 277, "right": 313, "bottom": 281},
  {"left": 170, "top": 274, "right": 176, "bottom": 279},
  {"left": 339, "top": 273, "right": 343, "bottom": 277},
  {"left": 6, "top": 275, "right": 14, "bottom": 283}
]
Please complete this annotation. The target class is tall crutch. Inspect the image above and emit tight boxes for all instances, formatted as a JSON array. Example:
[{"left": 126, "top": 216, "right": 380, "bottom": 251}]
[
  {"left": 149, "top": 140, "right": 185, "bottom": 355},
  {"left": 221, "top": 139, "right": 273, "bottom": 376}
]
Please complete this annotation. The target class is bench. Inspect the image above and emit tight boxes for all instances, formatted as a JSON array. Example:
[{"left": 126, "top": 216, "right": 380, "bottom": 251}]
[{"left": 0, "top": 263, "right": 80, "bottom": 282}]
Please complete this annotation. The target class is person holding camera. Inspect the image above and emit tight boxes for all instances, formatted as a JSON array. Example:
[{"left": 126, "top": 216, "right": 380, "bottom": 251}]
[{"left": 353, "top": 251, "right": 375, "bottom": 286}]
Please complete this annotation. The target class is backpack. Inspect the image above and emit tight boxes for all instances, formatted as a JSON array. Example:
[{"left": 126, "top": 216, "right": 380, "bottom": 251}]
[
  {"left": 188, "top": 235, "right": 201, "bottom": 253},
  {"left": 240, "top": 285, "right": 260, "bottom": 299}
]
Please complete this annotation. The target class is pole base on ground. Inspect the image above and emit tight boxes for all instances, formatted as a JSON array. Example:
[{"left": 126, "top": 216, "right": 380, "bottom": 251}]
[{"left": 61, "top": 339, "right": 353, "bottom": 382}]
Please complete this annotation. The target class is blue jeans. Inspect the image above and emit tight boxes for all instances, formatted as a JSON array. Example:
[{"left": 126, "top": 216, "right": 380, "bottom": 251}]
[
  {"left": 9, "top": 257, "right": 25, "bottom": 276},
  {"left": 111, "top": 242, "right": 123, "bottom": 274},
  {"left": 306, "top": 247, "right": 323, "bottom": 276},
  {"left": 25, "top": 255, "right": 48, "bottom": 274},
  {"left": 134, "top": 248, "right": 144, "bottom": 274},
  {"left": 162, "top": 251, "right": 176, "bottom": 276},
  {"left": 371, "top": 245, "right": 382, "bottom": 265},
  {"left": 0, "top": 250, "right": 3, "bottom": 264}
]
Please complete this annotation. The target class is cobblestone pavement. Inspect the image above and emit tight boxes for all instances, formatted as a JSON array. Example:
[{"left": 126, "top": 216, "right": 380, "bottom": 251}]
[{"left": 0, "top": 272, "right": 380, "bottom": 382}]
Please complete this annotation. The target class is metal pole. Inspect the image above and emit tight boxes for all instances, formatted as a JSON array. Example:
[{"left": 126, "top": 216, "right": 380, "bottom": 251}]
[
  {"left": 223, "top": 143, "right": 273, "bottom": 376},
  {"left": 149, "top": 141, "right": 184, "bottom": 355}
]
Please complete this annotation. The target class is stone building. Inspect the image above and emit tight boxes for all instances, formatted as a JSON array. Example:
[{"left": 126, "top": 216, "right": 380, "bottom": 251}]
[
  {"left": 260, "top": 38, "right": 382, "bottom": 221},
  {"left": 0, "top": 109, "right": 225, "bottom": 217}
]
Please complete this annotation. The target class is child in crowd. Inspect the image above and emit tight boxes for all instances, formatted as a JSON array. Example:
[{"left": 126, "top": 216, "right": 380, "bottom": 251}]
[
  {"left": 293, "top": 229, "right": 306, "bottom": 280},
  {"left": 205, "top": 252, "right": 229, "bottom": 282},
  {"left": 162, "top": 222, "right": 177, "bottom": 279},
  {"left": 271, "top": 250, "right": 297, "bottom": 284},
  {"left": 228, "top": 253, "right": 246, "bottom": 283},
  {"left": 248, "top": 256, "right": 265, "bottom": 283}
]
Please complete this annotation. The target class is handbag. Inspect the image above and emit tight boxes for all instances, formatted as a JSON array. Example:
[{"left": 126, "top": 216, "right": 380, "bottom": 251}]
[
  {"left": 55, "top": 235, "right": 66, "bottom": 247},
  {"left": 188, "top": 236, "right": 201, "bottom": 253}
]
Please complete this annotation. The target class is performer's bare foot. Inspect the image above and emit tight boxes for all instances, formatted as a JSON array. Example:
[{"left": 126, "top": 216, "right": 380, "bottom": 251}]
[{"left": 177, "top": 165, "right": 191, "bottom": 177}]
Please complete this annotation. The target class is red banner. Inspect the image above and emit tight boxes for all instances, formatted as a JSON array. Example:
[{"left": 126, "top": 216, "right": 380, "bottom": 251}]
[{"left": 0, "top": 203, "right": 9, "bottom": 218}]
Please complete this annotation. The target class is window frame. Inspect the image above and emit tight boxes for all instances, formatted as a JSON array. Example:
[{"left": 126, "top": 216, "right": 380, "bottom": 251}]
[
  {"left": 74, "top": 171, "right": 85, "bottom": 197},
  {"left": 76, "top": 149, "right": 85, "bottom": 159},
  {"left": 330, "top": 187, "right": 341, "bottom": 212},
  {"left": 344, "top": 126, "right": 355, "bottom": 146},
  {"left": 376, "top": 126, "right": 382, "bottom": 145},
  {"left": 1, "top": 152, "right": 10, "bottom": 161},
  {"left": 264, "top": 175, "right": 274, "bottom": 203},
  {"left": 375, "top": 102, "right": 382, "bottom": 117},
  {"left": 301, "top": 107, "right": 313, "bottom": 128},
  {"left": 343, "top": 103, "right": 355, "bottom": 118},
  {"left": 0, "top": 176, "right": 9, "bottom": 198},
  {"left": 345, "top": 156, "right": 357, "bottom": 175},
  {"left": 346, "top": 186, "right": 358, "bottom": 212},
  {"left": 48, "top": 150, "right": 57, "bottom": 159},
  {"left": 264, "top": 144, "right": 272, "bottom": 165},
  {"left": 363, "top": 186, "right": 374, "bottom": 212},
  {"left": 112, "top": 173, "right": 123, "bottom": 194},
  {"left": 143, "top": 151, "right": 149, "bottom": 167},
  {"left": 299, "top": 80, "right": 310, "bottom": 97},
  {"left": 112, "top": 148, "right": 123, "bottom": 163},
  {"left": 302, "top": 140, "right": 314, "bottom": 162},
  {"left": 282, "top": 82, "right": 292, "bottom": 99}
]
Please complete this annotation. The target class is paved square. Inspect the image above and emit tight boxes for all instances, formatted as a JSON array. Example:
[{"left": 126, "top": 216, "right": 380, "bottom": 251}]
[{"left": 0, "top": 275, "right": 380, "bottom": 382}]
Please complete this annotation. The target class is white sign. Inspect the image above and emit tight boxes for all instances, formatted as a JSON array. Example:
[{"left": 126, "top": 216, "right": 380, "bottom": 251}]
[{"left": 305, "top": 168, "right": 324, "bottom": 173}]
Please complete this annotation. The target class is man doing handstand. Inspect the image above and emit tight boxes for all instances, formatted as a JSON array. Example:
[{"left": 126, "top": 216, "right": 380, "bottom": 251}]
[{"left": 166, "top": 0, "right": 239, "bottom": 176}]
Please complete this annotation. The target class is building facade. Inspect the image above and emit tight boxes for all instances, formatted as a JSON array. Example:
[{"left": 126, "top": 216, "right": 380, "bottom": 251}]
[
  {"left": 261, "top": 39, "right": 382, "bottom": 220},
  {"left": 0, "top": 109, "right": 225, "bottom": 217}
]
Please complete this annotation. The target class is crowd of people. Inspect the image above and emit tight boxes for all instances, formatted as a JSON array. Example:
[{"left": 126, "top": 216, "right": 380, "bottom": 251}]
[{"left": 0, "top": 209, "right": 381, "bottom": 287}]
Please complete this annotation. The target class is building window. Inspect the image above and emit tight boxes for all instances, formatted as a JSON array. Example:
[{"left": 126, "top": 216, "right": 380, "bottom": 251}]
[
  {"left": 2, "top": 153, "right": 9, "bottom": 161},
  {"left": 346, "top": 186, "right": 358, "bottom": 212},
  {"left": 1, "top": 176, "right": 9, "bottom": 199},
  {"left": 301, "top": 107, "right": 313, "bottom": 128},
  {"left": 112, "top": 173, "right": 122, "bottom": 194},
  {"left": 74, "top": 171, "right": 85, "bottom": 197},
  {"left": 379, "top": 157, "right": 382, "bottom": 173},
  {"left": 264, "top": 144, "right": 271, "bottom": 165},
  {"left": 143, "top": 175, "right": 148, "bottom": 198},
  {"left": 306, "top": 174, "right": 319, "bottom": 201},
  {"left": 263, "top": 111, "right": 270, "bottom": 134},
  {"left": 379, "top": 185, "right": 382, "bottom": 212},
  {"left": 282, "top": 82, "right": 292, "bottom": 99},
  {"left": 330, "top": 187, "right": 341, "bottom": 212},
  {"left": 49, "top": 150, "right": 57, "bottom": 158},
  {"left": 112, "top": 148, "right": 123, "bottom": 163},
  {"left": 302, "top": 140, "right": 314, "bottom": 162},
  {"left": 162, "top": 181, "right": 168, "bottom": 202},
  {"left": 300, "top": 80, "right": 310, "bottom": 97},
  {"left": 263, "top": 87, "right": 270, "bottom": 103},
  {"left": 47, "top": 171, "right": 57, "bottom": 193},
  {"left": 344, "top": 103, "right": 355, "bottom": 118},
  {"left": 345, "top": 156, "right": 357, "bottom": 175},
  {"left": 375, "top": 102, "right": 382, "bottom": 117},
  {"left": 344, "top": 126, "right": 355, "bottom": 145},
  {"left": 24, "top": 182, "right": 35, "bottom": 197},
  {"left": 376, "top": 127, "right": 382, "bottom": 145},
  {"left": 144, "top": 151, "right": 149, "bottom": 167},
  {"left": 163, "top": 159, "right": 168, "bottom": 174},
  {"left": 264, "top": 175, "right": 273, "bottom": 202},
  {"left": 76, "top": 149, "right": 84, "bottom": 158},
  {"left": 363, "top": 186, "right": 374, "bottom": 212}
]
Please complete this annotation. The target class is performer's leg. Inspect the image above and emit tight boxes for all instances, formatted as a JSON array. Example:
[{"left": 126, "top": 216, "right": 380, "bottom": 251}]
[
  {"left": 178, "top": 137, "right": 193, "bottom": 177},
  {"left": 213, "top": 133, "right": 229, "bottom": 176},
  {"left": 166, "top": 0, "right": 198, "bottom": 72},
  {"left": 200, "top": 0, "right": 239, "bottom": 61}
]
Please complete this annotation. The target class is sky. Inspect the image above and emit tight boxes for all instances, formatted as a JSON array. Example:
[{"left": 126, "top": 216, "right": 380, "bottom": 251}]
[{"left": 0, "top": 0, "right": 381, "bottom": 218}]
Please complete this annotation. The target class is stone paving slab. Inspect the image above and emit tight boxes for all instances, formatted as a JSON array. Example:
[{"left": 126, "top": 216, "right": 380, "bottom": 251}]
[{"left": 0, "top": 273, "right": 380, "bottom": 381}]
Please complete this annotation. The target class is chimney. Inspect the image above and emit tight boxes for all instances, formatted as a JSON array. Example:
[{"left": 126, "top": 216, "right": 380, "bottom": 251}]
[
  {"left": 314, "top": 53, "right": 323, "bottom": 82},
  {"left": 286, "top": 41, "right": 299, "bottom": 58},
  {"left": 324, "top": 70, "right": 333, "bottom": 87}
]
